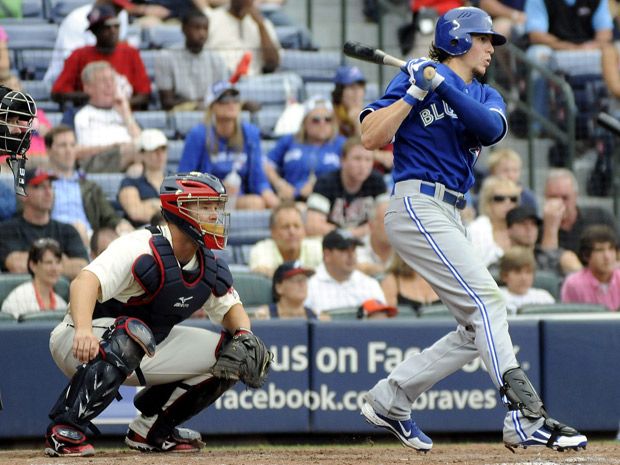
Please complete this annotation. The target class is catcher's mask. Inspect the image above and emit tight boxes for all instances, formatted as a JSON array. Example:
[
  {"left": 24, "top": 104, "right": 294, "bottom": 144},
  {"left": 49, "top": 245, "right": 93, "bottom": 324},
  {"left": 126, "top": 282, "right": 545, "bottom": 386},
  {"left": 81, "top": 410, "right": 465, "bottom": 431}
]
[
  {"left": 160, "top": 172, "right": 229, "bottom": 250},
  {"left": 0, "top": 86, "right": 37, "bottom": 196}
]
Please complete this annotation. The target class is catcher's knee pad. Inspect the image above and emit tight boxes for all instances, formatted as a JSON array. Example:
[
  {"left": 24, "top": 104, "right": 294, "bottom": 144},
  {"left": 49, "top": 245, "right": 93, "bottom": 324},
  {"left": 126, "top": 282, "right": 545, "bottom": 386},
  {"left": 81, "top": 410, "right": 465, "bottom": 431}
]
[
  {"left": 134, "top": 376, "right": 236, "bottom": 447},
  {"left": 500, "top": 367, "right": 547, "bottom": 420},
  {"left": 49, "top": 317, "right": 155, "bottom": 430}
]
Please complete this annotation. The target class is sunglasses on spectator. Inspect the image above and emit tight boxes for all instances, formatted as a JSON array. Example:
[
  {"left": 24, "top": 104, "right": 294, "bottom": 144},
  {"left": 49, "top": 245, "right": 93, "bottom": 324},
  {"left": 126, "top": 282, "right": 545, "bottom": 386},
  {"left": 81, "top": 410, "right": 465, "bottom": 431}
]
[
  {"left": 492, "top": 195, "right": 519, "bottom": 203},
  {"left": 309, "top": 116, "right": 333, "bottom": 124}
]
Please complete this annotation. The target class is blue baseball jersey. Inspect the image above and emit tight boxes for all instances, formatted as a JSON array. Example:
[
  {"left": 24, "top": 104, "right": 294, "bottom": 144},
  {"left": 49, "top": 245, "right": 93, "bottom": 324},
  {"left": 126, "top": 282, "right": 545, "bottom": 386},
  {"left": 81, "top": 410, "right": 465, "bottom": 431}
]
[{"left": 362, "top": 64, "right": 507, "bottom": 193}]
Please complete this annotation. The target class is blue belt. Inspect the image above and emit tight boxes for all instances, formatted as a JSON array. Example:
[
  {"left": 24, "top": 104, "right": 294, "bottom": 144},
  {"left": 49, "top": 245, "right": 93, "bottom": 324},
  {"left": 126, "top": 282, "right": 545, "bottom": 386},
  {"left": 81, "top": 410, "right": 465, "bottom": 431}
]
[{"left": 419, "top": 183, "right": 467, "bottom": 210}]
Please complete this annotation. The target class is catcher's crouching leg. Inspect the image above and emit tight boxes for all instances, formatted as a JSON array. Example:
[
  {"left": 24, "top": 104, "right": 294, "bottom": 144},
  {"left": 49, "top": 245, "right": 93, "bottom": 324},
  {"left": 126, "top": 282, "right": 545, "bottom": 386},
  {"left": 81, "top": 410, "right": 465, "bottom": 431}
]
[
  {"left": 45, "top": 317, "right": 155, "bottom": 457},
  {"left": 500, "top": 367, "right": 587, "bottom": 452},
  {"left": 125, "top": 375, "right": 236, "bottom": 453}
]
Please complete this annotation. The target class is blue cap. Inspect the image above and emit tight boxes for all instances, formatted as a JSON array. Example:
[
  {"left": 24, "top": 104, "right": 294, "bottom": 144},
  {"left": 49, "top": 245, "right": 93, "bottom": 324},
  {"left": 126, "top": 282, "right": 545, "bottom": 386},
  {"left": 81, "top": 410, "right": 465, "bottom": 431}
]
[
  {"left": 333, "top": 66, "right": 366, "bottom": 85},
  {"left": 204, "top": 80, "right": 240, "bottom": 107}
]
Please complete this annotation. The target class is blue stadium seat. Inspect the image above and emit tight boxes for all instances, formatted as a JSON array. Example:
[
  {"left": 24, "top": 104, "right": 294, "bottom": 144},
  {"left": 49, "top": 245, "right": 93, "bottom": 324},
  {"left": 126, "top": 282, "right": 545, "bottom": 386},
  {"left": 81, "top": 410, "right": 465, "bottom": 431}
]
[
  {"left": 46, "top": 111, "right": 63, "bottom": 128},
  {"left": 3, "top": 23, "right": 58, "bottom": 49},
  {"left": 236, "top": 72, "right": 303, "bottom": 106},
  {"left": 23, "top": 0, "right": 45, "bottom": 18},
  {"left": 21, "top": 80, "right": 51, "bottom": 102},
  {"left": 139, "top": 49, "right": 158, "bottom": 80},
  {"left": 304, "top": 81, "right": 334, "bottom": 100},
  {"left": 87, "top": 173, "right": 124, "bottom": 203},
  {"left": 170, "top": 111, "right": 204, "bottom": 138},
  {"left": 166, "top": 139, "right": 185, "bottom": 173},
  {"left": 279, "top": 50, "right": 341, "bottom": 82},
  {"left": 228, "top": 210, "right": 271, "bottom": 245},
  {"left": 18, "top": 48, "right": 54, "bottom": 80},
  {"left": 253, "top": 106, "right": 284, "bottom": 137},
  {"left": 142, "top": 24, "right": 184, "bottom": 49},
  {"left": 134, "top": 110, "right": 172, "bottom": 137},
  {"left": 48, "top": 0, "right": 90, "bottom": 22}
]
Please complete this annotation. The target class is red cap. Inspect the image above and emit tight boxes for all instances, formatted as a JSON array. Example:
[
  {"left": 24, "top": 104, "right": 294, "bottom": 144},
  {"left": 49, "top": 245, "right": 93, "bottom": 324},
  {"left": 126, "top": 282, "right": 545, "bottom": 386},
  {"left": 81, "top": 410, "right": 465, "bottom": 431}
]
[
  {"left": 111, "top": 0, "right": 136, "bottom": 9},
  {"left": 25, "top": 168, "right": 57, "bottom": 187},
  {"left": 359, "top": 299, "right": 398, "bottom": 318}
]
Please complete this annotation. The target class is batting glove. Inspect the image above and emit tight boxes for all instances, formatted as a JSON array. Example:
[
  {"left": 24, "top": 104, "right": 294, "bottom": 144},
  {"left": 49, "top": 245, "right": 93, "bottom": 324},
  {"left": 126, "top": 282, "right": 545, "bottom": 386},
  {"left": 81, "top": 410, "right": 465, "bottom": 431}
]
[{"left": 404, "top": 57, "right": 436, "bottom": 104}]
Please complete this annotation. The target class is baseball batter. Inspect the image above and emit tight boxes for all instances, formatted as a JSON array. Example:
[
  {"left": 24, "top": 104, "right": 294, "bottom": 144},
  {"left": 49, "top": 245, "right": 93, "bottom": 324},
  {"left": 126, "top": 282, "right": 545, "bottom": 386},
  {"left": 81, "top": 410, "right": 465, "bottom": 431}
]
[
  {"left": 44, "top": 172, "right": 271, "bottom": 457},
  {"left": 359, "top": 7, "right": 586, "bottom": 453}
]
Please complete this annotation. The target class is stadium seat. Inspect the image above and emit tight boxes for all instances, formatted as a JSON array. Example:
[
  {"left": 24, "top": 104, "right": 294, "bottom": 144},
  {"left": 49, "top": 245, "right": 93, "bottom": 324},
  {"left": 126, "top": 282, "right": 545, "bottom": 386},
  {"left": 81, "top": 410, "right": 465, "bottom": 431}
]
[
  {"left": 166, "top": 139, "right": 185, "bottom": 173},
  {"left": 0, "top": 312, "right": 17, "bottom": 324},
  {"left": 0, "top": 274, "right": 31, "bottom": 308},
  {"left": 533, "top": 270, "right": 561, "bottom": 300},
  {"left": 54, "top": 276, "right": 70, "bottom": 302},
  {"left": 231, "top": 272, "right": 272, "bottom": 307},
  {"left": 134, "top": 110, "right": 173, "bottom": 137},
  {"left": 21, "top": 80, "right": 51, "bottom": 102},
  {"left": 142, "top": 24, "right": 184, "bottom": 49},
  {"left": 19, "top": 310, "right": 66, "bottom": 322},
  {"left": 236, "top": 72, "right": 304, "bottom": 106},
  {"left": 3, "top": 23, "right": 58, "bottom": 49},
  {"left": 518, "top": 303, "right": 608, "bottom": 315},
  {"left": 87, "top": 173, "right": 124, "bottom": 203},
  {"left": 275, "top": 25, "right": 307, "bottom": 50},
  {"left": 228, "top": 210, "right": 271, "bottom": 245},
  {"left": 18, "top": 48, "right": 54, "bottom": 80},
  {"left": 23, "top": 0, "right": 46, "bottom": 18},
  {"left": 46, "top": 111, "right": 63, "bottom": 128},
  {"left": 253, "top": 106, "right": 284, "bottom": 137},
  {"left": 139, "top": 49, "right": 158, "bottom": 80},
  {"left": 230, "top": 244, "right": 253, "bottom": 266},
  {"left": 418, "top": 303, "right": 451, "bottom": 318},
  {"left": 322, "top": 306, "right": 358, "bottom": 320},
  {"left": 395, "top": 305, "right": 419, "bottom": 319},
  {"left": 170, "top": 111, "right": 203, "bottom": 138},
  {"left": 304, "top": 81, "right": 334, "bottom": 100},
  {"left": 279, "top": 50, "right": 341, "bottom": 82},
  {"left": 48, "top": 0, "right": 91, "bottom": 22}
]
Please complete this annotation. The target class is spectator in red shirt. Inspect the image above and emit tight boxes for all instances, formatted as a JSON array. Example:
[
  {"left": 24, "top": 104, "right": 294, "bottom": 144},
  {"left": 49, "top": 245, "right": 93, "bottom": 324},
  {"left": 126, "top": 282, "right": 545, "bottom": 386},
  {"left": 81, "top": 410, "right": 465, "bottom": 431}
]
[{"left": 51, "top": 4, "right": 151, "bottom": 110}]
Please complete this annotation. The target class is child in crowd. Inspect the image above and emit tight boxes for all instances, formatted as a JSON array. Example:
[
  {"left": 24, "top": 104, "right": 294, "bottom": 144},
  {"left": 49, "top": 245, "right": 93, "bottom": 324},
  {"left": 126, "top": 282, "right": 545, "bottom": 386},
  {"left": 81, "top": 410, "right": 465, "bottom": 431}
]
[{"left": 499, "top": 246, "right": 555, "bottom": 315}]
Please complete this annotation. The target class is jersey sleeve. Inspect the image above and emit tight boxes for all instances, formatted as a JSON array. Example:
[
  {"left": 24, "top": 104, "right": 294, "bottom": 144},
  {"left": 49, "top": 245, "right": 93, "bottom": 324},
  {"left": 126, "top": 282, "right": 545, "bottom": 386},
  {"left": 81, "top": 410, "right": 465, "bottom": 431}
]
[
  {"left": 203, "top": 287, "right": 242, "bottom": 324},
  {"left": 360, "top": 71, "right": 411, "bottom": 122}
]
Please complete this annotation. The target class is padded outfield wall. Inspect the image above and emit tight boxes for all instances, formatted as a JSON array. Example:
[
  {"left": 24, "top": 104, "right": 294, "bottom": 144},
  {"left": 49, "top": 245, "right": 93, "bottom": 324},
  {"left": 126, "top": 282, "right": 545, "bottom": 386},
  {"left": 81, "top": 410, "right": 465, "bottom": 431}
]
[{"left": 0, "top": 316, "right": 618, "bottom": 438}]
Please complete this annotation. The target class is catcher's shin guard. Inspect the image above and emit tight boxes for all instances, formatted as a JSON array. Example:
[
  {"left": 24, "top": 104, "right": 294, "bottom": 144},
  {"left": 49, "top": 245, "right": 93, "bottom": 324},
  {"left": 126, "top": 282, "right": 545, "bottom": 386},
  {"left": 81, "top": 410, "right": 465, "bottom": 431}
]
[
  {"left": 48, "top": 317, "right": 155, "bottom": 431},
  {"left": 133, "top": 376, "right": 236, "bottom": 447}
]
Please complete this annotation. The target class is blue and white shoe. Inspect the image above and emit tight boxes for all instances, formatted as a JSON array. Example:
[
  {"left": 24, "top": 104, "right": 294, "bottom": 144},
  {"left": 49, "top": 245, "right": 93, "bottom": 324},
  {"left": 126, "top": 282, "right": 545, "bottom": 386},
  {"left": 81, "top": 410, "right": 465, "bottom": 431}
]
[
  {"left": 505, "top": 418, "right": 587, "bottom": 452},
  {"left": 361, "top": 402, "right": 432, "bottom": 452}
]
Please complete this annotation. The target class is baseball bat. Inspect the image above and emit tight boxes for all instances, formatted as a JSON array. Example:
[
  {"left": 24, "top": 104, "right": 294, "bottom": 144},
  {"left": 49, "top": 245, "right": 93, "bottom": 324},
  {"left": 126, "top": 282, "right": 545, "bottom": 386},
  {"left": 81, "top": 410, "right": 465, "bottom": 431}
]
[{"left": 343, "top": 41, "right": 436, "bottom": 80}]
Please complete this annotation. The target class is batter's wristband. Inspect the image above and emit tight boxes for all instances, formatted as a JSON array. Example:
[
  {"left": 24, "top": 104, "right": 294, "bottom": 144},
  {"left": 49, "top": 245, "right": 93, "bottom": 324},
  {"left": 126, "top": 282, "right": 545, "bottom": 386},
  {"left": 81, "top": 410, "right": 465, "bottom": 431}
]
[
  {"left": 234, "top": 327, "right": 253, "bottom": 335},
  {"left": 403, "top": 93, "right": 418, "bottom": 106}
]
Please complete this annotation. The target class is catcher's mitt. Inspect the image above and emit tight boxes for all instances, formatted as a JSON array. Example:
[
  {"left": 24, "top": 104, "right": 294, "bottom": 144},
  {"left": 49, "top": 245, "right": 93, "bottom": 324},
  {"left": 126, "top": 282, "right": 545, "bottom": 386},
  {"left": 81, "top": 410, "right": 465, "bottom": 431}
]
[{"left": 211, "top": 330, "right": 272, "bottom": 388}]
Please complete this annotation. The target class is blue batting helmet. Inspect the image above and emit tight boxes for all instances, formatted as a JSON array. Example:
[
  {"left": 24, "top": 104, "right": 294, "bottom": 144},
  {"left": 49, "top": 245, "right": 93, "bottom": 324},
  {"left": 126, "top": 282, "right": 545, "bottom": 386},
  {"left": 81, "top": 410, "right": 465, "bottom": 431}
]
[{"left": 434, "top": 7, "right": 506, "bottom": 56}]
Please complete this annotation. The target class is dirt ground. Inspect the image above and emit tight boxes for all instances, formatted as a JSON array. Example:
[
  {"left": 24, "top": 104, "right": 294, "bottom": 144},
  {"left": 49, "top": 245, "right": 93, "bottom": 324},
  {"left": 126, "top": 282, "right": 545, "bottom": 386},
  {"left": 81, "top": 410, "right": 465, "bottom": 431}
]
[{"left": 0, "top": 439, "right": 618, "bottom": 465}]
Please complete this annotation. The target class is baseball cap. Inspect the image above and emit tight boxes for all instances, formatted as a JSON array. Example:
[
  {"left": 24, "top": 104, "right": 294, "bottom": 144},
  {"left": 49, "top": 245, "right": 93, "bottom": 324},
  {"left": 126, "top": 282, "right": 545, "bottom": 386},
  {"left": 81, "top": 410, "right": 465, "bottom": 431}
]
[
  {"left": 86, "top": 5, "right": 121, "bottom": 32},
  {"left": 204, "top": 80, "right": 240, "bottom": 107},
  {"left": 110, "top": 0, "right": 136, "bottom": 10},
  {"left": 333, "top": 66, "right": 366, "bottom": 86},
  {"left": 322, "top": 229, "right": 363, "bottom": 250},
  {"left": 137, "top": 129, "right": 168, "bottom": 152},
  {"left": 273, "top": 261, "right": 315, "bottom": 284},
  {"left": 302, "top": 95, "right": 333, "bottom": 118},
  {"left": 357, "top": 299, "right": 398, "bottom": 319},
  {"left": 506, "top": 205, "right": 542, "bottom": 228},
  {"left": 24, "top": 168, "right": 57, "bottom": 187}
]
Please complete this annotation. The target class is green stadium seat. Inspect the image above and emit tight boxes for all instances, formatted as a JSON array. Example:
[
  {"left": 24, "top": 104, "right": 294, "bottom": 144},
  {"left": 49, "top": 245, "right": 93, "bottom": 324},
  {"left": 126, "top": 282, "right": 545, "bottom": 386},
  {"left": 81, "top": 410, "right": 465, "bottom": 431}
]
[
  {"left": 394, "top": 305, "right": 419, "bottom": 319},
  {"left": 518, "top": 303, "right": 609, "bottom": 315},
  {"left": 532, "top": 270, "right": 562, "bottom": 300},
  {"left": 232, "top": 273, "right": 273, "bottom": 308},
  {"left": 322, "top": 307, "right": 359, "bottom": 320},
  {"left": 0, "top": 274, "right": 31, "bottom": 308},
  {"left": 418, "top": 303, "right": 452, "bottom": 318},
  {"left": 18, "top": 310, "right": 67, "bottom": 323},
  {"left": 0, "top": 312, "right": 17, "bottom": 324}
]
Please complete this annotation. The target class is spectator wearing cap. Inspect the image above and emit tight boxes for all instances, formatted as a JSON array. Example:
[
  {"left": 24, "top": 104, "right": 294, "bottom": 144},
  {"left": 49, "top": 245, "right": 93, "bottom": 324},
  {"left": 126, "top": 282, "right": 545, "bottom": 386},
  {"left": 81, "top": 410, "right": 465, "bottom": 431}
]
[
  {"left": 306, "top": 229, "right": 386, "bottom": 315},
  {"left": 155, "top": 9, "right": 229, "bottom": 112},
  {"left": 118, "top": 129, "right": 169, "bottom": 227},
  {"left": 46, "top": 124, "right": 133, "bottom": 248},
  {"left": 306, "top": 135, "right": 387, "bottom": 238},
  {"left": 51, "top": 4, "right": 151, "bottom": 111},
  {"left": 253, "top": 261, "right": 317, "bottom": 320},
  {"left": 205, "top": 0, "right": 281, "bottom": 76},
  {"left": 506, "top": 204, "right": 581, "bottom": 278},
  {"left": 73, "top": 61, "right": 142, "bottom": 174},
  {"left": 265, "top": 96, "right": 346, "bottom": 202},
  {"left": 0, "top": 168, "right": 89, "bottom": 279},
  {"left": 332, "top": 65, "right": 366, "bottom": 138},
  {"left": 179, "top": 80, "right": 278, "bottom": 210},
  {"left": 249, "top": 201, "right": 323, "bottom": 277},
  {"left": 561, "top": 225, "right": 620, "bottom": 311}
]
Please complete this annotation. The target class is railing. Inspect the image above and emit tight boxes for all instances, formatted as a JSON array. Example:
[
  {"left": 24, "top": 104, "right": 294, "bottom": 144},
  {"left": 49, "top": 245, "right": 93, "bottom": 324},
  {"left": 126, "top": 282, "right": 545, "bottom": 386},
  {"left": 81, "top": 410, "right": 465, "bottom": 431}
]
[{"left": 488, "top": 43, "right": 578, "bottom": 191}]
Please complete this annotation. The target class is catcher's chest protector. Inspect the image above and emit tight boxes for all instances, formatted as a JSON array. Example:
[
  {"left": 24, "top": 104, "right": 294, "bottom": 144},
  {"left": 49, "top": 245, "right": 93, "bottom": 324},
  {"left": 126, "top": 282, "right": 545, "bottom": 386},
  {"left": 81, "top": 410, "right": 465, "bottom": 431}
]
[{"left": 96, "top": 231, "right": 232, "bottom": 343}]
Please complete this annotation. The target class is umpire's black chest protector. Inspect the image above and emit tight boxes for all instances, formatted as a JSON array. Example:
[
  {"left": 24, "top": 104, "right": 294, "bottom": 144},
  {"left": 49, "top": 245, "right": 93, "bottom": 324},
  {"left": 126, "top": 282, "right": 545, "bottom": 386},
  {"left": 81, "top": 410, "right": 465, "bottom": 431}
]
[{"left": 93, "top": 228, "right": 233, "bottom": 343}]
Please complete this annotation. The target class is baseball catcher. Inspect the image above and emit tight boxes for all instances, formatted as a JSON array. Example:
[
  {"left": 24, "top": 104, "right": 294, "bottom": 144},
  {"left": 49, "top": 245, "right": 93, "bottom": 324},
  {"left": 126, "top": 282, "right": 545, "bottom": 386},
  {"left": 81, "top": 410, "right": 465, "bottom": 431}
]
[
  {"left": 0, "top": 84, "right": 36, "bottom": 196},
  {"left": 44, "top": 172, "right": 272, "bottom": 457}
]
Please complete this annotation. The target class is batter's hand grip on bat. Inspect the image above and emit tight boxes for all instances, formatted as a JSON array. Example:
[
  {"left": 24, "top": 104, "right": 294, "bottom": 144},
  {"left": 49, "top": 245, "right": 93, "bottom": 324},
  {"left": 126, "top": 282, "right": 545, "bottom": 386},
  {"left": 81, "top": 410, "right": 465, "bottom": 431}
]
[{"left": 423, "top": 66, "right": 436, "bottom": 81}]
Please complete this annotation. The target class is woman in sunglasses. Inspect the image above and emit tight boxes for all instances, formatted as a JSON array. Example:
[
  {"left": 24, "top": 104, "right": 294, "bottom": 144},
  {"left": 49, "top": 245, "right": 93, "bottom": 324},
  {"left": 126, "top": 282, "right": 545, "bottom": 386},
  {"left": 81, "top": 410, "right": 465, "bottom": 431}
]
[
  {"left": 468, "top": 176, "right": 522, "bottom": 268},
  {"left": 265, "top": 96, "right": 346, "bottom": 202}
]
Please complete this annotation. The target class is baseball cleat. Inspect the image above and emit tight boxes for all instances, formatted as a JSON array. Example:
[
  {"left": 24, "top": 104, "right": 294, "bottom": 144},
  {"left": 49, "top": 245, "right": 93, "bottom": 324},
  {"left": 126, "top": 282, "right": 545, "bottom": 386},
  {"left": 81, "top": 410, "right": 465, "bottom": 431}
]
[
  {"left": 125, "top": 427, "right": 204, "bottom": 453},
  {"left": 44, "top": 424, "right": 95, "bottom": 457},
  {"left": 504, "top": 419, "right": 587, "bottom": 453},
  {"left": 361, "top": 401, "right": 433, "bottom": 452}
]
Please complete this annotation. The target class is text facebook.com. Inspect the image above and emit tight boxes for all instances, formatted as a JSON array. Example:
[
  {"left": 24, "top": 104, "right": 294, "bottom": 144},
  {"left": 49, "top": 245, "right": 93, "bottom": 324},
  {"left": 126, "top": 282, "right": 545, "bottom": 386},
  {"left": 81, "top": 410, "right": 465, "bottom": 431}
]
[{"left": 213, "top": 341, "right": 523, "bottom": 412}]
